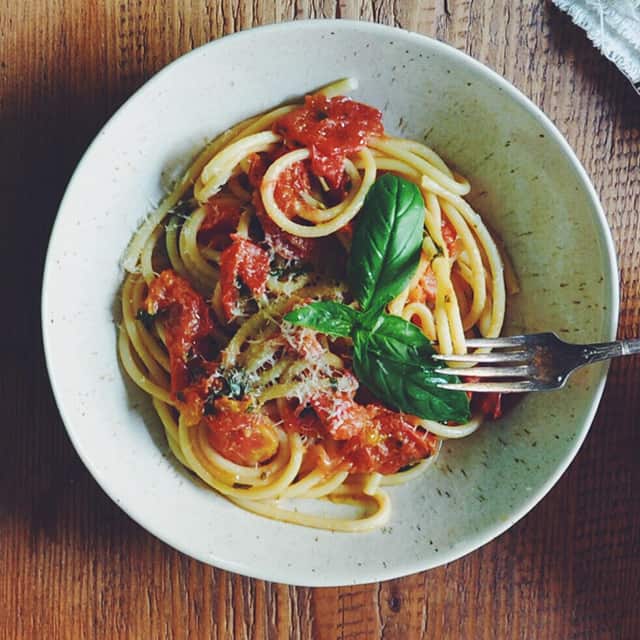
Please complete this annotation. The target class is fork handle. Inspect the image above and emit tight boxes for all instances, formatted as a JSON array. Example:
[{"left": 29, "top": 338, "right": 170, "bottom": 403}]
[{"left": 581, "top": 338, "right": 640, "bottom": 364}]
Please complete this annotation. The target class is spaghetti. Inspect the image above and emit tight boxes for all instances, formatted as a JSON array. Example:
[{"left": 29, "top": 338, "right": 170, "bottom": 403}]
[{"left": 119, "top": 78, "right": 514, "bottom": 531}]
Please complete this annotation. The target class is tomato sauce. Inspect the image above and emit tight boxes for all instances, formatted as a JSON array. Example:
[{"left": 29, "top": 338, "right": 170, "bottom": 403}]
[
  {"left": 338, "top": 220, "right": 354, "bottom": 243},
  {"left": 179, "top": 363, "right": 217, "bottom": 426},
  {"left": 274, "top": 94, "right": 384, "bottom": 189},
  {"left": 144, "top": 270, "right": 215, "bottom": 393},
  {"left": 441, "top": 215, "right": 458, "bottom": 255},
  {"left": 408, "top": 216, "right": 459, "bottom": 305},
  {"left": 310, "top": 393, "right": 370, "bottom": 441},
  {"left": 219, "top": 234, "right": 270, "bottom": 321},
  {"left": 248, "top": 152, "right": 314, "bottom": 220},
  {"left": 205, "top": 398, "right": 279, "bottom": 466},
  {"left": 340, "top": 405, "right": 437, "bottom": 474},
  {"left": 273, "top": 161, "right": 314, "bottom": 219},
  {"left": 299, "top": 385, "right": 438, "bottom": 473},
  {"left": 253, "top": 191, "right": 319, "bottom": 262},
  {"left": 409, "top": 266, "right": 438, "bottom": 305},
  {"left": 199, "top": 196, "right": 244, "bottom": 249},
  {"left": 246, "top": 152, "right": 270, "bottom": 188},
  {"left": 338, "top": 405, "right": 438, "bottom": 474},
  {"left": 282, "top": 326, "right": 325, "bottom": 361},
  {"left": 280, "top": 400, "right": 324, "bottom": 439},
  {"left": 476, "top": 392, "right": 502, "bottom": 420},
  {"left": 247, "top": 149, "right": 288, "bottom": 189},
  {"left": 464, "top": 376, "right": 503, "bottom": 420}
]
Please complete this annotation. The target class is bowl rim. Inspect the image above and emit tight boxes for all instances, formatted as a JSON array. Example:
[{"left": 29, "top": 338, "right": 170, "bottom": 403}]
[{"left": 41, "top": 18, "right": 620, "bottom": 586}]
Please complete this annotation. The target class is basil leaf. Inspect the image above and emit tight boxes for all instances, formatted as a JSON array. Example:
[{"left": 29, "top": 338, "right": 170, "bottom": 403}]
[
  {"left": 352, "top": 330, "right": 471, "bottom": 423},
  {"left": 348, "top": 174, "right": 425, "bottom": 312},
  {"left": 284, "top": 301, "right": 358, "bottom": 338},
  {"left": 365, "top": 314, "right": 435, "bottom": 362}
]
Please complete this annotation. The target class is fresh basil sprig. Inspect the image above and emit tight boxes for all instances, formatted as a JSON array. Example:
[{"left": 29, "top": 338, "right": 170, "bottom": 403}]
[
  {"left": 352, "top": 326, "right": 471, "bottom": 423},
  {"left": 348, "top": 173, "right": 425, "bottom": 312},
  {"left": 284, "top": 301, "right": 358, "bottom": 338},
  {"left": 283, "top": 174, "right": 470, "bottom": 423},
  {"left": 361, "top": 314, "right": 433, "bottom": 363}
]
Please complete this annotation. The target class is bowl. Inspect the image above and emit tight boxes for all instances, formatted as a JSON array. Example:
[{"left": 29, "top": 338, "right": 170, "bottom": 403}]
[{"left": 42, "top": 20, "right": 618, "bottom": 586}]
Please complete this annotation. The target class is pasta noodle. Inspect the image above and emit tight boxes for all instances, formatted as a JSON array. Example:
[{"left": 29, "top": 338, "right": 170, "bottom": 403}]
[{"left": 118, "top": 78, "right": 514, "bottom": 531}]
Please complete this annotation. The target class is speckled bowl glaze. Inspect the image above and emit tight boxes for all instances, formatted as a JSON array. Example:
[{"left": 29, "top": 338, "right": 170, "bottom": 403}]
[{"left": 42, "top": 20, "right": 618, "bottom": 586}]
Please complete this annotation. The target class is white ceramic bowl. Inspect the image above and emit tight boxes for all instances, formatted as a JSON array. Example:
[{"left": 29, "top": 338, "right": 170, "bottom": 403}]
[{"left": 42, "top": 20, "right": 618, "bottom": 586}]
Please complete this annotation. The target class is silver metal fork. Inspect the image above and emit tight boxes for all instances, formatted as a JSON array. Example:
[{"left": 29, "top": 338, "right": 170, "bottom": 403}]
[{"left": 434, "top": 332, "right": 640, "bottom": 393}]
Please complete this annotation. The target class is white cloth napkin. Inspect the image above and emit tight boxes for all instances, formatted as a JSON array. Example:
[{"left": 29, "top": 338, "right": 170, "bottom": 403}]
[{"left": 552, "top": 0, "right": 640, "bottom": 94}]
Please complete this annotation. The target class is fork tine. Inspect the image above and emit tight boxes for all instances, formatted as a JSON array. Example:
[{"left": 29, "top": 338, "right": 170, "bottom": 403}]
[
  {"left": 435, "top": 364, "right": 535, "bottom": 378},
  {"left": 463, "top": 335, "right": 529, "bottom": 348},
  {"left": 432, "top": 351, "right": 530, "bottom": 364},
  {"left": 438, "top": 380, "right": 550, "bottom": 393}
]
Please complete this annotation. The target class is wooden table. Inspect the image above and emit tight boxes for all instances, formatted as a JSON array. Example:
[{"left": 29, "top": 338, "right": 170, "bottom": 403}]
[{"left": 2, "top": 1, "right": 638, "bottom": 638}]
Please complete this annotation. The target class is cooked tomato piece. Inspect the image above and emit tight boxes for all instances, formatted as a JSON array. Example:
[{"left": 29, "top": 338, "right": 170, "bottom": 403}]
[
  {"left": 281, "top": 325, "right": 325, "bottom": 360},
  {"left": 219, "top": 234, "right": 270, "bottom": 321},
  {"left": 253, "top": 192, "right": 318, "bottom": 261},
  {"left": 475, "top": 392, "right": 503, "bottom": 420},
  {"left": 247, "top": 153, "right": 269, "bottom": 188},
  {"left": 339, "top": 220, "right": 354, "bottom": 243},
  {"left": 407, "top": 218, "right": 459, "bottom": 306},
  {"left": 280, "top": 400, "right": 324, "bottom": 439},
  {"left": 310, "top": 393, "right": 369, "bottom": 440},
  {"left": 339, "top": 406, "right": 439, "bottom": 474},
  {"left": 178, "top": 360, "right": 219, "bottom": 426},
  {"left": 198, "top": 196, "right": 244, "bottom": 249},
  {"left": 463, "top": 376, "right": 503, "bottom": 420},
  {"left": 273, "top": 161, "right": 314, "bottom": 219},
  {"left": 247, "top": 149, "right": 286, "bottom": 188},
  {"left": 249, "top": 151, "right": 315, "bottom": 219},
  {"left": 205, "top": 398, "right": 279, "bottom": 466},
  {"left": 274, "top": 94, "right": 384, "bottom": 189},
  {"left": 144, "top": 270, "right": 215, "bottom": 393},
  {"left": 441, "top": 215, "right": 458, "bottom": 255},
  {"left": 479, "top": 392, "right": 502, "bottom": 419},
  {"left": 409, "top": 265, "right": 438, "bottom": 305}
]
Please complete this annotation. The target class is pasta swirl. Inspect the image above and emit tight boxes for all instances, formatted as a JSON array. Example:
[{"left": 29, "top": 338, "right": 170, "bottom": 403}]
[{"left": 119, "top": 78, "right": 513, "bottom": 531}]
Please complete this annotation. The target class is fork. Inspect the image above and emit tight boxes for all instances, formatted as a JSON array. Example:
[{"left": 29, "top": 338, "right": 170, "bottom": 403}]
[{"left": 433, "top": 332, "right": 640, "bottom": 393}]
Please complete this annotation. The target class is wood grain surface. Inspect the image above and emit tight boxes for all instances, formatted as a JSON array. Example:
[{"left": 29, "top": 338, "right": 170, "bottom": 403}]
[{"left": 1, "top": 1, "right": 638, "bottom": 638}]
